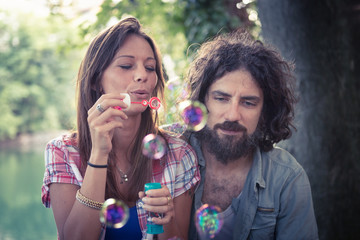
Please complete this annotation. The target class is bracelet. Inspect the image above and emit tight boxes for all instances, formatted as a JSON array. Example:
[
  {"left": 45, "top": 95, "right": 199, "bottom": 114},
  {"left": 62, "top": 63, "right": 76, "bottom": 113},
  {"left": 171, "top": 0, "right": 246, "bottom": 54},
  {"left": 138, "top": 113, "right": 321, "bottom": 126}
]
[
  {"left": 87, "top": 161, "right": 108, "bottom": 168},
  {"left": 76, "top": 189, "right": 103, "bottom": 210}
]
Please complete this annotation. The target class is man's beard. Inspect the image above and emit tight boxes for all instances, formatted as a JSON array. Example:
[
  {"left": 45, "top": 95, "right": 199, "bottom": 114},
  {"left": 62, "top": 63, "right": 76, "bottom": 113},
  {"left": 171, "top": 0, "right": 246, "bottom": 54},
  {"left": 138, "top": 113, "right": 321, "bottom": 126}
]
[{"left": 196, "top": 121, "right": 262, "bottom": 165}]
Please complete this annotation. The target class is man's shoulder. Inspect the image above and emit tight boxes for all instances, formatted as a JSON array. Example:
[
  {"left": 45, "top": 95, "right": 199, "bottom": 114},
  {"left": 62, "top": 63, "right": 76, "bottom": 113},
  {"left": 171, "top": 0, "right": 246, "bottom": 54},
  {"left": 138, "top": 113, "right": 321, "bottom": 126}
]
[
  {"left": 260, "top": 146, "right": 303, "bottom": 172},
  {"left": 257, "top": 147, "right": 310, "bottom": 190}
]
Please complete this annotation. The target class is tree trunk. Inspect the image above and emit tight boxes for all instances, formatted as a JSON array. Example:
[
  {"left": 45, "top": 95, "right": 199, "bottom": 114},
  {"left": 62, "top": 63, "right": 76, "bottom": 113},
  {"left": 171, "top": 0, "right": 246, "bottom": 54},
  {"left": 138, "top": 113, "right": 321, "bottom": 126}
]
[{"left": 257, "top": 0, "right": 360, "bottom": 239}]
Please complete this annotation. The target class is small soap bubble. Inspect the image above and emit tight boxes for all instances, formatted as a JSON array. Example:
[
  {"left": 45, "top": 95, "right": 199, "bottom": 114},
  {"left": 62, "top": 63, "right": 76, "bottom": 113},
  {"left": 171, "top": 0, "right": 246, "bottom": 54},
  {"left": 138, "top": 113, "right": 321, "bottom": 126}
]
[
  {"left": 142, "top": 134, "right": 167, "bottom": 159},
  {"left": 100, "top": 198, "right": 129, "bottom": 229},
  {"left": 179, "top": 100, "right": 207, "bottom": 132},
  {"left": 195, "top": 204, "right": 223, "bottom": 239},
  {"left": 159, "top": 122, "right": 187, "bottom": 138}
]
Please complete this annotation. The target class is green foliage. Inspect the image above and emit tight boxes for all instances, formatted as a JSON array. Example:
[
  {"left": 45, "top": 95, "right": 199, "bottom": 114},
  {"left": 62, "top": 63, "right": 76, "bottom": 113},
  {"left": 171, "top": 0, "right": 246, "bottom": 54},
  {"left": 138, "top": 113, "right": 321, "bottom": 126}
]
[
  {"left": 180, "top": 0, "right": 239, "bottom": 46},
  {"left": 0, "top": 11, "right": 82, "bottom": 140},
  {"left": 86, "top": 0, "right": 189, "bottom": 78},
  {"left": 178, "top": 0, "right": 261, "bottom": 56}
]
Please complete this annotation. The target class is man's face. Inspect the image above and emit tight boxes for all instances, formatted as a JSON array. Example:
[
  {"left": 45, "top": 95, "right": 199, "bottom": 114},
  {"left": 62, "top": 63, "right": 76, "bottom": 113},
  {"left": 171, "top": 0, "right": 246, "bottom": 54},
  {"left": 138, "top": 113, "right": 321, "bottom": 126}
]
[{"left": 200, "top": 69, "right": 264, "bottom": 163}]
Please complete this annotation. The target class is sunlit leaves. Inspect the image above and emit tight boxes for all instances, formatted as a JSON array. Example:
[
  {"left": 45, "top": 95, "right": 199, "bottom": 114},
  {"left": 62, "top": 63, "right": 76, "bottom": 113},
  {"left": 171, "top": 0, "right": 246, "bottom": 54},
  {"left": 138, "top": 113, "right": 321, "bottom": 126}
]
[{"left": 0, "top": 10, "right": 81, "bottom": 140}]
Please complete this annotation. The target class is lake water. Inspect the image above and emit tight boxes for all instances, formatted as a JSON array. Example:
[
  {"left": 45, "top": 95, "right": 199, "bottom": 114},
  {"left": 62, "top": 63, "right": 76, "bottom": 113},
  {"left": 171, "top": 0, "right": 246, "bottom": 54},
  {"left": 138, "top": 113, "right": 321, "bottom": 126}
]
[{"left": 0, "top": 148, "right": 58, "bottom": 239}]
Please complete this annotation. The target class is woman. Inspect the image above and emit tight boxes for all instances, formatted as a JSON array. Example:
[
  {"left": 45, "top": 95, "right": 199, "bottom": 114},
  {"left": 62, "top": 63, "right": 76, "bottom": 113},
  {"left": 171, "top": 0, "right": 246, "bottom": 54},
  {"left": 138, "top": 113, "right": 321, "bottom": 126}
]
[{"left": 41, "top": 17, "right": 199, "bottom": 240}]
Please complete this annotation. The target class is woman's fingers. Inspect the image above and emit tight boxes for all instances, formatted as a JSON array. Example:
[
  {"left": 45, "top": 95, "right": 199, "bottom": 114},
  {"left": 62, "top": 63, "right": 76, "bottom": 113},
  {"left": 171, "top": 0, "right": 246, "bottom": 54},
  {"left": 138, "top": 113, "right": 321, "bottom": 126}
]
[
  {"left": 141, "top": 185, "right": 174, "bottom": 224},
  {"left": 145, "top": 185, "right": 170, "bottom": 198},
  {"left": 142, "top": 195, "right": 172, "bottom": 206},
  {"left": 143, "top": 203, "right": 173, "bottom": 214},
  {"left": 151, "top": 212, "right": 173, "bottom": 225},
  {"left": 143, "top": 185, "right": 172, "bottom": 207},
  {"left": 88, "top": 94, "right": 129, "bottom": 129},
  {"left": 138, "top": 191, "right": 145, "bottom": 199},
  {"left": 88, "top": 96, "right": 129, "bottom": 120},
  {"left": 90, "top": 108, "right": 128, "bottom": 126},
  {"left": 92, "top": 120, "right": 125, "bottom": 134},
  {"left": 87, "top": 93, "right": 130, "bottom": 155}
]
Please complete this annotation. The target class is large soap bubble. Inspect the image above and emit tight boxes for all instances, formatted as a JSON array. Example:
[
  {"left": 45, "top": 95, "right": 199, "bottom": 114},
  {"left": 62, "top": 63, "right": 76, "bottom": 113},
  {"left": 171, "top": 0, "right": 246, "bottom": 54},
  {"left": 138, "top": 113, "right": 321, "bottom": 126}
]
[
  {"left": 195, "top": 204, "right": 223, "bottom": 239},
  {"left": 178, "top": 100, "right": 207, "bottom": 132},
  {"left": 100, "top": 198, "right": 129, "bottom": 229},
  {"left": 142, "top": 134, "right": 167, "bottom": 159}
]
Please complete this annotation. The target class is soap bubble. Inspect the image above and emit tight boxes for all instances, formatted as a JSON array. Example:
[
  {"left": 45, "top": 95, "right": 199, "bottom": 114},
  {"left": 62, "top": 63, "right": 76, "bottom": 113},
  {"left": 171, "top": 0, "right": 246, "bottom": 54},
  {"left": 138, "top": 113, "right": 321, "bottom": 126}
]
[
  {"left": 159, "top": 122, "right": 187, "bottom": 138},
  {"left": 100, "top": 198, "right": 129, "bottom": 229},
  {"left": 179, "top": 100, "right": 207, "bottom": 132},
  {"left": 159, "top": 100, "right": 207, "bottom": 137},
  {"left": 142, "top": 134, "right": 167, "bottom": 159},
  {"left": 195, "top": 204, "right": 223, "bottom": 239}
]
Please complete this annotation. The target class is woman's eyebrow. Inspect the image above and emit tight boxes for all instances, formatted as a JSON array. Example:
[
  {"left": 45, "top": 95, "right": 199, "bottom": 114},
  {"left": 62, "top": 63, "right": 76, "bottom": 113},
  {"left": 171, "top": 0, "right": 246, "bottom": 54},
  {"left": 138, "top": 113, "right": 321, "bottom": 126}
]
[
  {"left": 114, "top": 55, "right": 155, "bottom": 61},
  {"left": 114, "top": 55, "right": 134, "bottom": 60}
]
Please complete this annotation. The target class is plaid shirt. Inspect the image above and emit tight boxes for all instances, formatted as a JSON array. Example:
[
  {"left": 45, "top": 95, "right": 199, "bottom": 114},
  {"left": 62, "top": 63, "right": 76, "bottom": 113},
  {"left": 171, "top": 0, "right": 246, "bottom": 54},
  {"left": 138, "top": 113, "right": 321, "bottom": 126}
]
[{"left": 41, "top": 133, "right": 200, "bottom": 237}]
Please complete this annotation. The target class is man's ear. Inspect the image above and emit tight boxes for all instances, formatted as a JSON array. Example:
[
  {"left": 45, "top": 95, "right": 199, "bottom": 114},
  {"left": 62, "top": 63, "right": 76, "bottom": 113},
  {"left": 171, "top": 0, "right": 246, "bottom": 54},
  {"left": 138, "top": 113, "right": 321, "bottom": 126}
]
[{"left": 258, "top": 112, "right": 266, "bottom": 131}]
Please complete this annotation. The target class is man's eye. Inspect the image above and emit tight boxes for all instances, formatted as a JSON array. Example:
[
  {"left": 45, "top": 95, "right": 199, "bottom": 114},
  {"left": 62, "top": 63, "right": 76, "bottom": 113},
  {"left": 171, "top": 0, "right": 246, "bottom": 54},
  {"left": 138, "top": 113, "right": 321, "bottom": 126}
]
[
  {"left": 214, "top": 97, "right": 226, "bottom": 102},
  {"left": 243, "top": 101, "right": 256, "bottom": 107}
]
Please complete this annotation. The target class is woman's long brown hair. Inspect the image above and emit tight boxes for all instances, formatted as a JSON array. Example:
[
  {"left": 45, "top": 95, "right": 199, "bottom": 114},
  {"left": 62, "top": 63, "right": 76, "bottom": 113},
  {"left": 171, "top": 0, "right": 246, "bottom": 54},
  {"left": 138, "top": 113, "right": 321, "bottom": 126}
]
[{"left": 73, "top": 17, "right": 165, "bottom": 203}]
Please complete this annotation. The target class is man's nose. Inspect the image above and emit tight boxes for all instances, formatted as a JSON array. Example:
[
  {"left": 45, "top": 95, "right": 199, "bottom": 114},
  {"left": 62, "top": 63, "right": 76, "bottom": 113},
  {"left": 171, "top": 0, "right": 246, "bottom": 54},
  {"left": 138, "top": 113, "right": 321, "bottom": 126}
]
[{"left": 225, "top": 102, "right": 241, "bottom": 122}]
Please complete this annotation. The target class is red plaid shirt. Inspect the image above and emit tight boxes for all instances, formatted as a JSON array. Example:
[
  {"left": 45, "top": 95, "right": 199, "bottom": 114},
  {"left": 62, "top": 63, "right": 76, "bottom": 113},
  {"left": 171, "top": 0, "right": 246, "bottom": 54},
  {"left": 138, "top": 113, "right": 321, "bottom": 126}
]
[{"left": 41, "top": 133, "right": 200, "bottom": 237}]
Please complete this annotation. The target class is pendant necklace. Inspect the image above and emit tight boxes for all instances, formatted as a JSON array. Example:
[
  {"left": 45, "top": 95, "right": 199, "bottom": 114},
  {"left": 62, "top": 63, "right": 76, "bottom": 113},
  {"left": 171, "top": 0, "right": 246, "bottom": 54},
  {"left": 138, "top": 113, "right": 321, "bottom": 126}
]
[{"left": 116, "top": 165, "right": 129, "bottom": 184}]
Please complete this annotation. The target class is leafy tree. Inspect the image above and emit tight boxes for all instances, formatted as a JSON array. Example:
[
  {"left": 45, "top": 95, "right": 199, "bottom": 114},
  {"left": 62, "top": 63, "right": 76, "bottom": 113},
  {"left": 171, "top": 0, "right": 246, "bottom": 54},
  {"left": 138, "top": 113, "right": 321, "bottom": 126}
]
[
  {"left": 0, "top": 11, "right": 83, "bottom": 140},
  {"left": 84, "top": 0, "right": 259, "bottom": 73}
]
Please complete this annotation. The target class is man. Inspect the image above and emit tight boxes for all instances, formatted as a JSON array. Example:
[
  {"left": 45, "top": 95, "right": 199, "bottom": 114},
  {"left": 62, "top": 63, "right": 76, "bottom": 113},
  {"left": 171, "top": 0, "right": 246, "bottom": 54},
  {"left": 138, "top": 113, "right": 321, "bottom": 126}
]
[{"left": 185, "top": 30, "right": 319, "bottom": 239}]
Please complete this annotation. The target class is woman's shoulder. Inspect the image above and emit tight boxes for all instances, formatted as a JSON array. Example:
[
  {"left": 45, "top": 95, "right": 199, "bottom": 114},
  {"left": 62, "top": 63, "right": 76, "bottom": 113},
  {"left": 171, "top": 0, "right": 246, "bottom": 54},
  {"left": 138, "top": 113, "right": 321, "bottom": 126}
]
[
  {"left": 160, "top": 132, "right": 197, "bottom": 165},
  {"left": 45, "top": 132, "right": 82, "bottom": 169},
  {"left": 46, "top": 132, "right": 78, "bottom": 152},
  {"left": 162, "top": 132, "right": 193, "bottom": 151}
]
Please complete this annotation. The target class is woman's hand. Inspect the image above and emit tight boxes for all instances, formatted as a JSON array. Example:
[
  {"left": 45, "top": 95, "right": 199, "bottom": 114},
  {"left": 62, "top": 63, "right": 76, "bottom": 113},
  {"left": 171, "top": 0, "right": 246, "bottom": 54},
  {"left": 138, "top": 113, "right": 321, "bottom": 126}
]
[
  {"left": 87, "top": 93, "right": 129, "bottom": 160},
  {"left": 138, "top": 185, "right": 174, "bottom": 225}
]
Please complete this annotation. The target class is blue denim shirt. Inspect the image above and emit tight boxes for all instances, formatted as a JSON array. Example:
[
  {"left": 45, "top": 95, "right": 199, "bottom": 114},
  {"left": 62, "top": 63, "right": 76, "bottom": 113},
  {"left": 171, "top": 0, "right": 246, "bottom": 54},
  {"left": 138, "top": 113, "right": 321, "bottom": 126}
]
[{"left": 187, "top": 133, "right": 319, "bottom": 240}]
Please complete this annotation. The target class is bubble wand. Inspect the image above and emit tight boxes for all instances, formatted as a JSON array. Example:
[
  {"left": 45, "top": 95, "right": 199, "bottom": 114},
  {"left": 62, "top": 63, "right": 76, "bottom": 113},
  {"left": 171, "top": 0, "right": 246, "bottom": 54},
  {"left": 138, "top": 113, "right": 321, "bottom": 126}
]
[
  {"left": 131, "top": 97, "right": 161, "bottom": 110},
  {"left": 113, "top": 95, "right": 161, "bottom": 111}
]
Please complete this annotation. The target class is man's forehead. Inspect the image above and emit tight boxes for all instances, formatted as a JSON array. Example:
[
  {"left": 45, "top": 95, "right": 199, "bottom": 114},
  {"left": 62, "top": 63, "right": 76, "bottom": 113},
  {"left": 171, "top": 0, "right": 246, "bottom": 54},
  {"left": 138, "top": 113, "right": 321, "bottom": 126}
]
[{"left": 205, "top": 70, "right": 263, "bottom": 100}]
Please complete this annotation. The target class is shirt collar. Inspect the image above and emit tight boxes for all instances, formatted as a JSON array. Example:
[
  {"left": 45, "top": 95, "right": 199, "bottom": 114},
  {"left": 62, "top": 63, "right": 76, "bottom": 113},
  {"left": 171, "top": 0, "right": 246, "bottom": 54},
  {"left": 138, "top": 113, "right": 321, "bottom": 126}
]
[
  {"left": 252, "top": 147, "right": 266, "bottom": 189},
  {"left": 188, "top": 133, "right": 206, "bottom": 167}
]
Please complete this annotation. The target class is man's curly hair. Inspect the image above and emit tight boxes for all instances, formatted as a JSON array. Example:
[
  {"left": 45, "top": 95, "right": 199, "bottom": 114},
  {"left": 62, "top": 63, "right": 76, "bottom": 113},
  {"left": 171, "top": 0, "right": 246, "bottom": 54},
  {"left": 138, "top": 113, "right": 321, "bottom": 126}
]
[{"left": 186, "top": 29, "right": 297, "bottom": 152}]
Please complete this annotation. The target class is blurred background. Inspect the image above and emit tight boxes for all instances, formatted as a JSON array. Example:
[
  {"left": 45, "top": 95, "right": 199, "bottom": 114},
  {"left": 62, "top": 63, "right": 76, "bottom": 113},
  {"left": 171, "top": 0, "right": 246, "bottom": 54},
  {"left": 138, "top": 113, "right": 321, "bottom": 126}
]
[{"left": 0, "top": 0, "right": 359, "bottom": 239}]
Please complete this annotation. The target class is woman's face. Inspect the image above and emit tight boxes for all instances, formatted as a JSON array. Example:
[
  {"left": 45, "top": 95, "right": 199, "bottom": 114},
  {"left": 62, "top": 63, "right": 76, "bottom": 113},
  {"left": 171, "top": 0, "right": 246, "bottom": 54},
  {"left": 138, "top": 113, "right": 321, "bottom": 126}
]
[{"left": 101, "top": 34, "right": 158, "bottom": 115}]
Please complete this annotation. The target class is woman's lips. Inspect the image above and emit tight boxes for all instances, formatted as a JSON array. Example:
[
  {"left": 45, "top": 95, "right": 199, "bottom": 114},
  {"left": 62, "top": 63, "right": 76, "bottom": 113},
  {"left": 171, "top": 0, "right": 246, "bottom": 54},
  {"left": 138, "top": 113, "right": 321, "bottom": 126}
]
[{"left": 130, "top": 90, "right": 150, "bottom": 100}]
